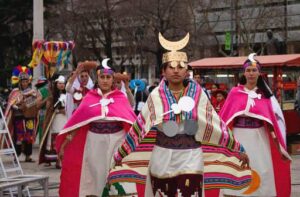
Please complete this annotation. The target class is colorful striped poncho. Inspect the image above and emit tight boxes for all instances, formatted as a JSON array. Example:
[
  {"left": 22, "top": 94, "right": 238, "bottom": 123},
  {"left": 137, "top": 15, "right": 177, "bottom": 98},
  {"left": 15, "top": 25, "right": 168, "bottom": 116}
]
[{"left": 109, "top": 79, "right": 259, "bottom": 195}]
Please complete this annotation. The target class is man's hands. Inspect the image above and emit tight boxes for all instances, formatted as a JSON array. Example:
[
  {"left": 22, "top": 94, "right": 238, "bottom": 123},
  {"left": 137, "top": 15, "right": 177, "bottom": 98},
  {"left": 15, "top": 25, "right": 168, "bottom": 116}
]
[
  {"left": 279, "top": 145, "right": 292, "bottom": 161},
  {"left": 75, "top": 63, "right": 84, "bottom": 75},
  {"left": 115, "top": 159, "right": 122, "bottom": 166},
  {"left": 69, "top": 63, "right": 84, "bottom": 78},
  {"left": 112, "top": 153, "right": 123, "bottom": 168},
  {"left": 239, "top": 152, "right": 250, "bottom": 169}
]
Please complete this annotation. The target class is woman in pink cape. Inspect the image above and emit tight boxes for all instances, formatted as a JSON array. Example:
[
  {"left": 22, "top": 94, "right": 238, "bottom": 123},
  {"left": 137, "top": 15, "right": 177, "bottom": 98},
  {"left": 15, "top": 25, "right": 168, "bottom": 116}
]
[
  {"left": 219, "top": 54, "right": 291, "bottom": 197},
  {"left": 56, "top": 60, "right": 136, "bottom": 197}
]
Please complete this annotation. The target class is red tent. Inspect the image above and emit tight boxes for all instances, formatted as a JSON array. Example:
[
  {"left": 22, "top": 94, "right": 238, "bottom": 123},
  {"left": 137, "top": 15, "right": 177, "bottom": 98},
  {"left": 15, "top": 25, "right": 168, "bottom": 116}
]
[
  {"left": 189, "top": 54, "right": 300, "bottom": 69},
  {"left": 189, "top": 54, "right": 300, "bottom": 135}
]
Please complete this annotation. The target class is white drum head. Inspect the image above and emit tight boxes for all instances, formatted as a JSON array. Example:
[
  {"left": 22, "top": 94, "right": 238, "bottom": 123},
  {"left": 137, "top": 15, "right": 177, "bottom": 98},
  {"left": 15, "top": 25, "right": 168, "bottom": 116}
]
[{"left": 73, "top": 92, "right": 83, "bottom": 101}]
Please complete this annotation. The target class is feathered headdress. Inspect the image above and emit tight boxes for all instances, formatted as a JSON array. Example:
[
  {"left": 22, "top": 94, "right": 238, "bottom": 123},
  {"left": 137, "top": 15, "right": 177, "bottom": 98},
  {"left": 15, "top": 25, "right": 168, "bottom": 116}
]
[
  {"left": 159, "top": 32, "right": 190, "bottom": 68},
  {"left": 11, "top": 65, "right": 33, "bottom": 85}
]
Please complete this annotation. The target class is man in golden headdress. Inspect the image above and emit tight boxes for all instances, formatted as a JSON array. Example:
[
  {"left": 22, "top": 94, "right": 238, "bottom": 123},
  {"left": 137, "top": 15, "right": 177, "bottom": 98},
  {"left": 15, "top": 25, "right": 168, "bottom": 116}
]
[{"left": 106, "top": 33, "right": 259, "bottom": 197}]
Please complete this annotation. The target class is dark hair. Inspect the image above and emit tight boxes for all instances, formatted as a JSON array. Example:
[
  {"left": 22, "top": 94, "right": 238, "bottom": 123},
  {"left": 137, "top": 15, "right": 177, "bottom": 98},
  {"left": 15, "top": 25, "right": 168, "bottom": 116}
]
[
  {"left": 52, "top": 81, "right": 66, "bottom": 107},
  {"left": 162, "top": 62, "right": 169, "bottom": 71},
  {"left": 239, "top": 75, "right": 273, "bottom": 98},
  {"left": 35, "top": 81, "right": 48, "bottom": 88}
]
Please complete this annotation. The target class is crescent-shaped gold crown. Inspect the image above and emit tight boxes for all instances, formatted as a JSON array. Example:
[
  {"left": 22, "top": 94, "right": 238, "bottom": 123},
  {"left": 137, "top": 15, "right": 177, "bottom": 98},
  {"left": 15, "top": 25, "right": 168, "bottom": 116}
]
[
  {"left": 159, "top": 32, "right": 190, "bottom": 51},
  {"left": 159, "top": 32, "right": 190, "bottom": 66}
]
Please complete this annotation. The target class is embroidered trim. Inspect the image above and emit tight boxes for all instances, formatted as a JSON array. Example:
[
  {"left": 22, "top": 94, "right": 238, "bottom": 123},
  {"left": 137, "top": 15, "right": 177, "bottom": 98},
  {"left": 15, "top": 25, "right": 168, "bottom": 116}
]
[
  {"left": 156, "top": 132, "right": 201, "bottom": 149},
  {"left": 234, "top": 116, "right": 263, "bottom": 128},
  {"left": 89, "top": 121, "right": 123, "bottom": 134}
]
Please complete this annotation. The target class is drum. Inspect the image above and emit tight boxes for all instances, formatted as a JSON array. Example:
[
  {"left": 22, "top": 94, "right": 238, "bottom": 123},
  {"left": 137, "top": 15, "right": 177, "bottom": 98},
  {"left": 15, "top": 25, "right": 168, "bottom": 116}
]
[{"left": 21, "top": 94, "right": 38, "bottom": 118}]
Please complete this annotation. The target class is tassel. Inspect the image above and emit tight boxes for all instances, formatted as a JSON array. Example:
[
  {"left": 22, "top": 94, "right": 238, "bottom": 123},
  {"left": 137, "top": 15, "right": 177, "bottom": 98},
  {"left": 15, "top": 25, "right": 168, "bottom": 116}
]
[
  {"left": 243, "top": 169, "right": 261, "bottom": 194},
  {"left": 185, "top": 179, "right": 190, "bottom": 187}
]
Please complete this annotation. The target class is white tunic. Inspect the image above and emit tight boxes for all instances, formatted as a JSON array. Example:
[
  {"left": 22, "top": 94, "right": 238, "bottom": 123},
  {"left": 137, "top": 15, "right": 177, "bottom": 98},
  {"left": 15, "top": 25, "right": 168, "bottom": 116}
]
[{"left": 145, "top": 146, "right": 204, "bottom": 197}]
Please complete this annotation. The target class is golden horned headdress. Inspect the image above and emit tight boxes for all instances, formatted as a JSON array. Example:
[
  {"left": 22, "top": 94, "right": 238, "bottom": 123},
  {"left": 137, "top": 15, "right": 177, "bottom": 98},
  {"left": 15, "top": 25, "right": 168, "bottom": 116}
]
[{"left": 159, "top": 32, "right": 190, "bottom": 68}]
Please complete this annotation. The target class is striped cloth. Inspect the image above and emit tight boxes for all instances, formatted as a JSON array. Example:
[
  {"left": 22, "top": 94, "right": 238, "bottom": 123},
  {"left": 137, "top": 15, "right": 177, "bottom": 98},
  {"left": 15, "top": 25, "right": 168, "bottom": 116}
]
[
  {"left": 110, "top": 79, "right": 259, "bottom": 194},
  {"left": 114, "top": 79, "right": 244, "bottom": 161}
]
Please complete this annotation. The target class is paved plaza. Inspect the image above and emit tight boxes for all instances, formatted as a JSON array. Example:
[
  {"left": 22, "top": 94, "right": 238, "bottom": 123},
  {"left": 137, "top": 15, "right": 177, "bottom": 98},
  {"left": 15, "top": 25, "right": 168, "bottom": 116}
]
[{"left": 16, "top": 146, "right": 300, "bottom": 197}]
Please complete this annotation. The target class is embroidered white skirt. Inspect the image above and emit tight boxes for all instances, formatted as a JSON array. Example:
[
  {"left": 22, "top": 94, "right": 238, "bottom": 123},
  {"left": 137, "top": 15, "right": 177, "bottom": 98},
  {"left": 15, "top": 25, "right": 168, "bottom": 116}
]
[
  {"left": 79, "top": 129, "right": 126, "bottom": 197},
  {"left": 222, "top": 126, "right": 276, "bottom": 196}
]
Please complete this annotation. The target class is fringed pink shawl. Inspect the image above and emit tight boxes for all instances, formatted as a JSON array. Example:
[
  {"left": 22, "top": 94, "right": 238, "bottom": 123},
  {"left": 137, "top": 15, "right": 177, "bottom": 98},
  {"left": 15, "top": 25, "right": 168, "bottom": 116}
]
[
  {"left": 219, "top": 85, "right": 291, "bottom": 197},
  {"left": 56, "top": 88, "right": 136, "bottom": 197}
]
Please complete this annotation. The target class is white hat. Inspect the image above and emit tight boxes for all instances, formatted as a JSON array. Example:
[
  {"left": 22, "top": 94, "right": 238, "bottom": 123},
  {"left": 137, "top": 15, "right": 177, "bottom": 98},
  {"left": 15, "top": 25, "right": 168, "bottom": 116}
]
[{"left": 55, "top": 75, "right": 65, "bottom": 83}]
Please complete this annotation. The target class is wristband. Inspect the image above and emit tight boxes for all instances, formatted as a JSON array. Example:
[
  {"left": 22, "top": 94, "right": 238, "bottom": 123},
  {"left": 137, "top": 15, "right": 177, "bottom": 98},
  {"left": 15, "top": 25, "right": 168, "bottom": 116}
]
[{"left": 114, "top": 152, "right": 122, "bottom": 162}]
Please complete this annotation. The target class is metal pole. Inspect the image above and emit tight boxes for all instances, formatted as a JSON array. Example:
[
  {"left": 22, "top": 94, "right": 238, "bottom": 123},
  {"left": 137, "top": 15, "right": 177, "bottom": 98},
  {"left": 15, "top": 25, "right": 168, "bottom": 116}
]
[{"left": 32, "top": 0, "right": 44, "bottom": 85}]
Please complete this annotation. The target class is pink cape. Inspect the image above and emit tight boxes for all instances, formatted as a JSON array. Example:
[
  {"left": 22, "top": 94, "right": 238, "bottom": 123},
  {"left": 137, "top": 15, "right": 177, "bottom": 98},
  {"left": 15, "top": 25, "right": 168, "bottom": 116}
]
[
  {"left": 219, "top": 85, "right": 291, "bottom": 197},
  {"left": 56, "top": 89, "right": 136, "bottom": 197}
]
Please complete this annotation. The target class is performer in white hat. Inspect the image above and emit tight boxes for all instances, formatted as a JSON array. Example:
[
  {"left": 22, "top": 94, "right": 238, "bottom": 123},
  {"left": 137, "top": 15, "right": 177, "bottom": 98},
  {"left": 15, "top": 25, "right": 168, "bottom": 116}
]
[{"left": 39, "top": 75, "right": 67, "bottom": 168}]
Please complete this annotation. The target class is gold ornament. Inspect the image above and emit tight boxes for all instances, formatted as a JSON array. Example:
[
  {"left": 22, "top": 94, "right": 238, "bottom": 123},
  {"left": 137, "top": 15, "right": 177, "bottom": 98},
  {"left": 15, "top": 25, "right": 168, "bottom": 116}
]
[
  {"left": 159, "top": 32, "right": 190, "bottom": 68},
  {"left": 26, "top": 120, "right": 34, "bottom": 130}
]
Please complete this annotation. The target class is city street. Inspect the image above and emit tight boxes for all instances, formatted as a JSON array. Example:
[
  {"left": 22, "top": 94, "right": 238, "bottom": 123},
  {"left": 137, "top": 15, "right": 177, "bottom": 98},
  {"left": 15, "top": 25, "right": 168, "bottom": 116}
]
[
  {"left": 1, "top": 0, "right": 300, "bottom": 196},
  {"left": 19, "top": 146, "right": 300, "bottom": 197}
]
